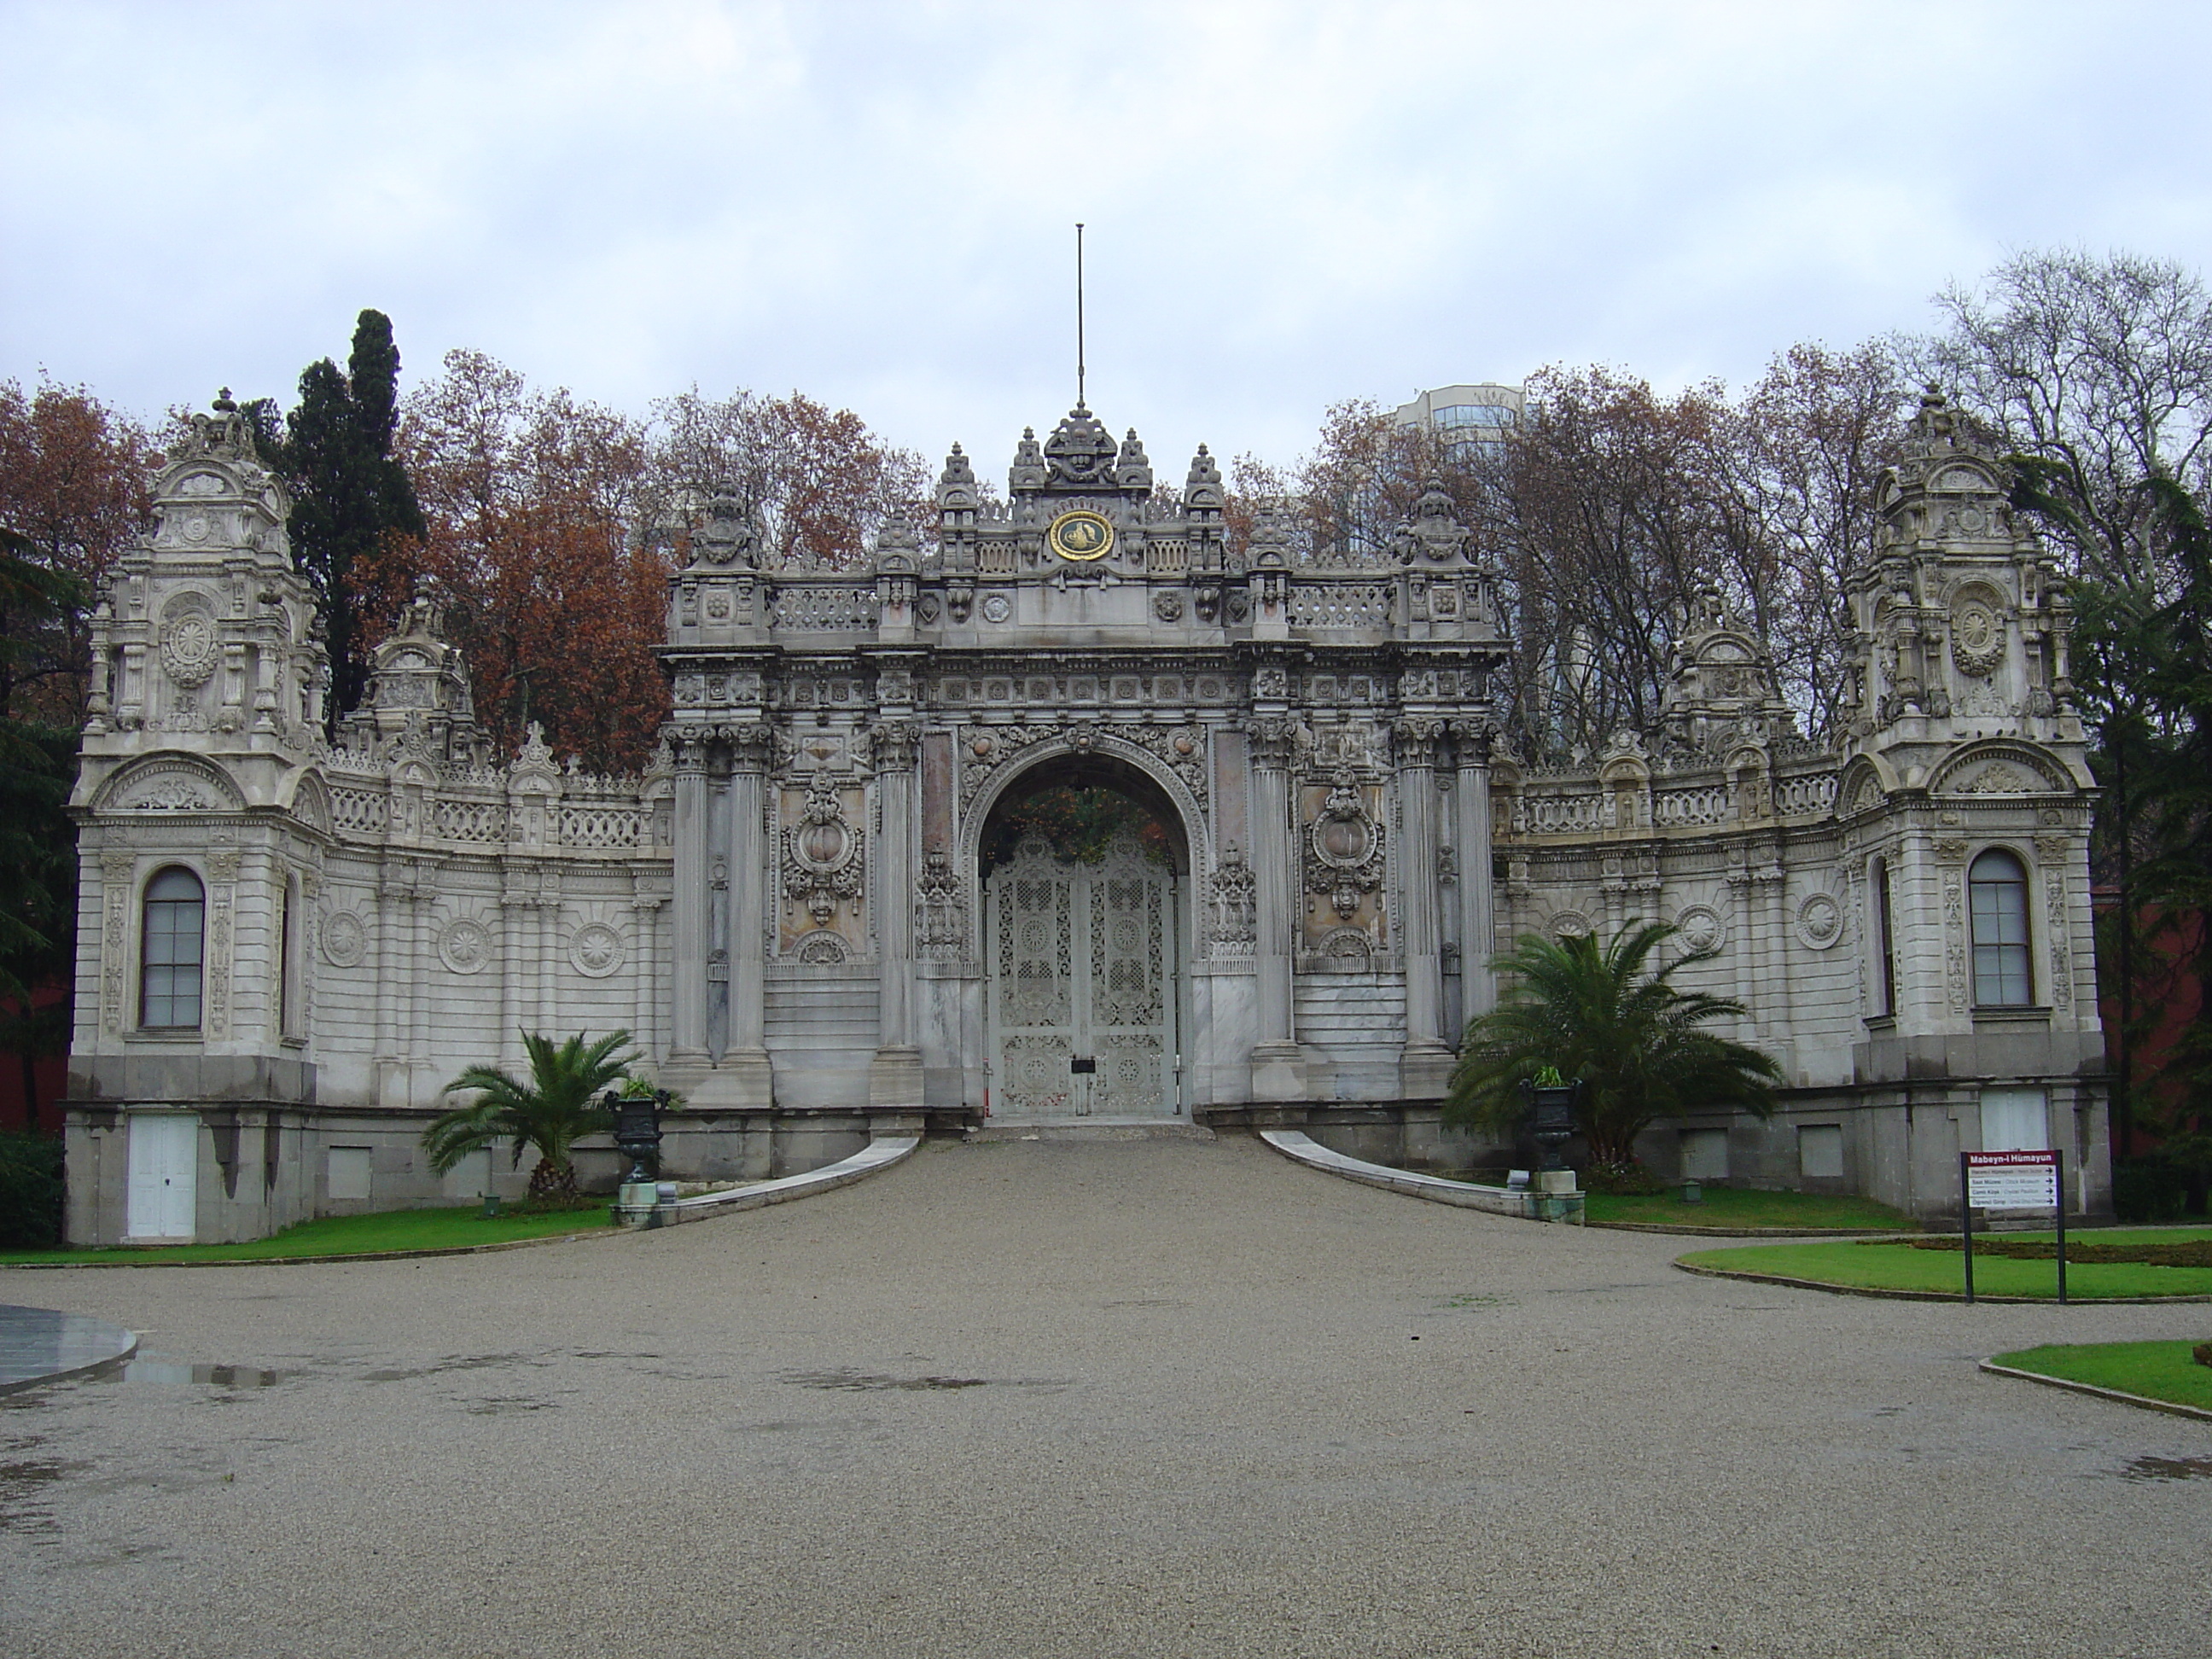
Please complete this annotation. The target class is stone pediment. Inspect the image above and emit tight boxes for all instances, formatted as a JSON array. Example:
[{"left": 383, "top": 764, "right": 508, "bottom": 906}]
[
  {"left": 1929, "top": 742, "right": 2073, "bottom": 797},
  {"left": 91, "top": 753, "right": 247, "bottom": 813}
]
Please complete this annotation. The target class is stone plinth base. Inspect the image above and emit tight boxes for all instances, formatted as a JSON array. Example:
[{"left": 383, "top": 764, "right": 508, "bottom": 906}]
[
  {"left": 661, "top": 1048, "right": 774, "bottom": 1111},
  {"left": 869, "top": 1045, "right": 925, "bottom": 1111},
  {"left": 1399, "top": 1043, "right": 1455, "bottom": 1101},
  {"left": 1249, "top": 1041, "right": 1311, "bottom": 1102}
]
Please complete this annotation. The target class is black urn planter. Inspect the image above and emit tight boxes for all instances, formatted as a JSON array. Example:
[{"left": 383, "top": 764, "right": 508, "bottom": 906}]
[{"left": 1519, "top": 1078, "right": 1584, "bottom": 1173}]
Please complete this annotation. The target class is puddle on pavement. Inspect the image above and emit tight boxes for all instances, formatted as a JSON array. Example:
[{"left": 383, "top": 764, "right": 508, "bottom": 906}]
[
  {"left": 361, "top": 1353, "right": 538, "bottom": 1383},
  {"left": 784, "top": 1369, "right": 990, "bottom": 1392},
  {"left": 0, "top": 1456, "right": 89, "bottom": 1532},
  {"left": 2119, "top": 1454, "right": 2212, "bottom": 1481},
  {"left": 780, "top": 1367, "right": 1075, "bottom": 1394},
  {"left": 117, "top": 1357, "right": 288, "bottom": 1388}
]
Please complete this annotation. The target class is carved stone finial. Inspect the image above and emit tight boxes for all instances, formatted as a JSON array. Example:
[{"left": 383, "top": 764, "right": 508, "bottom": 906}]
[
  {"left": 1115, "top": 428, "right": 1153, "bottom": 491},
  {"left": 1185, "top": 443, "right": 1224, "bottom": 510},
  {"left": 1009, "top": 426, "right": 1046, "bottom": 493},
  {"left": 937, "top": 442, "right": 977, "bottom": 509},
  {"left": 694, "top": 493, "right": 755, "bottom": 568}
]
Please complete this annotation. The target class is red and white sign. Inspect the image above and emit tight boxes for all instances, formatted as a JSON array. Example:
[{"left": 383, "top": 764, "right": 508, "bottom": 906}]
[{"left": 1965, "top": 1149, "right": 2059, "bottom": 1210}]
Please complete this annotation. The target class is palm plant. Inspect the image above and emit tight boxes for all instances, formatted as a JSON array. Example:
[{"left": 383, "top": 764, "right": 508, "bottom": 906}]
[
  {"left": 422, "top": 1028, "right": 638, "bottom": 1204},
  {"left": 1445, "top": 922, "right": 1782, "bottom": 1169}
]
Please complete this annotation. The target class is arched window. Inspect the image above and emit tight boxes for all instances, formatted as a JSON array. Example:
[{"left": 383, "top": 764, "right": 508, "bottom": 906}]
[
  {"left": 142, "top": 867, "right": 206, "bottom": 1029},
  {"left": 1968, "top": 850, "right": 2032, "bottom": 1007},
  {"left": 1871, "top": 856, "right": 1897, "bottom": 1016}
]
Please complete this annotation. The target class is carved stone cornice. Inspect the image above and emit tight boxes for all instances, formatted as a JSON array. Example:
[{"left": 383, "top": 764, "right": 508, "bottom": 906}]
[
  {"left": 725, "top": 722, "right": 777, "bottom": 772},
  {"left": 1247, "top": 714, "right": 1299, "bottom": 771},
  {"left": 1447, "top": 717, "right": 1493, "bottom": 769},
  {"left": 1392, "top": 715, "right": 1447, "bottom": 769},
  {"left": 870, "top": 719, "right": 921, "bottom": 771}
]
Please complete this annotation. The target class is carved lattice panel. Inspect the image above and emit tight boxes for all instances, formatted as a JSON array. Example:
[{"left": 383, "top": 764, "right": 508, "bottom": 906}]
[
  {"left": 992, "top": 847, "right": 1073, "bottom": 1116},
  {"left": 987, "top": 832, "right": 1177, "bottom": 1120}
]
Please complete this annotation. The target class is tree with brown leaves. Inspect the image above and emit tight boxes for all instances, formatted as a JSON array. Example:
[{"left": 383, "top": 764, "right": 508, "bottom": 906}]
[
  {"left": 368, "top": 349, "right": 669, "bottom": 772},
  {"left": 0, "top": 380, "right": 153, "bottom": 725}
]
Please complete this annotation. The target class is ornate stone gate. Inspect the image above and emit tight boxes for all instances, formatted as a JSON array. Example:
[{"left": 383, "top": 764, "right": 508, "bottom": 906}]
[{"left": 986, "top": 828, "right": 1181, "bottom": 1121}]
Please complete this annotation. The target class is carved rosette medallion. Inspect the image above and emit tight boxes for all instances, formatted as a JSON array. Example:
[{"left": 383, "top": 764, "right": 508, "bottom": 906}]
[
  {"left": 438, "top": 917, "right": 492, "bottom": 975},
  {"left": 1795, "top": 893, "right": 1842, "bottom": 951},
  {"left": 160, "top": 603, "right": 219, "bottom": 689},
  {"left": 569, "top": 923, "right": 624, "bottom": 979},
  {"left": 783, "top": 783, "right": 862, "bottom": 927},
  {"left": 1951, "top": 599, "right": 2006, "bottom": 678},
  {"left": 1674, "top": 904, "right": 1726, "bottom": 953},
  {"left": 321, "top": 909, "right": 367, "bottom": 969}
]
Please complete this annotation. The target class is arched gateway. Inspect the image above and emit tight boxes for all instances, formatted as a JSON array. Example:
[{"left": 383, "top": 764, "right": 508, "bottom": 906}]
[
  {"left": 61, "top": 389, "right": 2111, "bottom": 1243},
  {"left": 980, "top": 761, "right": 1189, "bottom": 1121},
  {"left": 645, "top": 401, "right": 1509, "bottom": 1130}
]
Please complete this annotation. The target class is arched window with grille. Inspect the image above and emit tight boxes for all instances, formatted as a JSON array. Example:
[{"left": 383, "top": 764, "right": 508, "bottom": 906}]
[
  {"left": 1968, "top": 849, "right": 2032, "bottom": 1008},
  {"left": 142, "top": 867, "right": 206, "bottom": 1029},
  {"left": 1870, "top": 855, "right": 1897, "bottom": 1016}
]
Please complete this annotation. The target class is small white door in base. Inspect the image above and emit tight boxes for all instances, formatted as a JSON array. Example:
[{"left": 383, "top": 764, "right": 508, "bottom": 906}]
[{"left": 127, "top": 1113, "right": 199, "bottom": 1240}]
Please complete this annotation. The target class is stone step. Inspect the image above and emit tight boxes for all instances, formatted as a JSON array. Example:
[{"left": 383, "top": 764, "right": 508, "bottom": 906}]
[{"left": 968, "top": 1119, "right": 1217, "bottom": 1144}]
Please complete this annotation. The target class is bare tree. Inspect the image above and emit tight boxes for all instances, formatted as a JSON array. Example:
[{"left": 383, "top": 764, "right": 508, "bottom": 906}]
[
  {"left": 1904, "top": 247, "right": 2212, "bottom": 593},
  {"left": 647, "top": 387, "right": 928, "bottom": 572}
]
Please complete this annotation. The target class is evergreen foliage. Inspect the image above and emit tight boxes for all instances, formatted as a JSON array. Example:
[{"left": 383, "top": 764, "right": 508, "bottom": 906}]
[
  {"left": 1445, "top": 922, "right": 1782, "bottom": 1167},
  {"left": 2058, "top": 472, "right": 2212, "bottom": 1186},
  {"left": 279, "top": 310, "right": 426, "bottom": 728},
  {"left": 422, "top": 1029, "right": 637, "bottom": 1204},
  {"left": 0, "top": 529, "right": 84, "bottom": 1126},
  {"left": 0, "top": 1128, "right": 64, "bottom": 1248}
]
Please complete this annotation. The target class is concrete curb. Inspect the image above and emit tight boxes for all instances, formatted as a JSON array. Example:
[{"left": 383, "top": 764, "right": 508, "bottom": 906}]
[
  {"left": 0, "top": 1224, "right": 631, "bottom": 1270},
  {"left": 618, "top": 1134, "right": 920, "bottom": 1229},
  {"left": 1259, "top": 1130, "right": 1582, "bottom": 1222},
  {"left": 0, "top": 1305, "right": 140, "bottom": 1394},
  {"left": 1590, "top": 1220, "right": 1909, "bottom": 1238},
  {"left": 1978, "top": 1359, "right": 2212, "bottom": 1423},
  {"left": 3, "top": 1139, "right": 923, "bottom": 1267},
  {"left": 1674, "top": 1259, "right": 2212, "bottom": 1304}
]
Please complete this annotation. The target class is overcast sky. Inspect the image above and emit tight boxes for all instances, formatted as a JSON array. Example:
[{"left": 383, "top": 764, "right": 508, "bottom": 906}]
[{"left": 5, "top": 1, "right": 2210, "bottom": 474}]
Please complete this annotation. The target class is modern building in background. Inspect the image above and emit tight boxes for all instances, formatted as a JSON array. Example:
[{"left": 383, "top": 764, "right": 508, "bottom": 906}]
[{"left": 1394, "top": 383, "right": 1526, "bottom": 455}]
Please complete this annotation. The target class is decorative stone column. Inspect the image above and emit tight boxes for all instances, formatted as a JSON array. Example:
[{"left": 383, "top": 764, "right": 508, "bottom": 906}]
[
  {"left": 1450, "top": 719, "right": 1496, "bottom": 1021},
  {"left": 1394, "top": 716, "right": 1452, "bottom": 1097},
  {"left": 719, "top": 723, "right": 774, "bottom": 1106},
  {"left": 1246, "top": 713, "right": 1306, "bottom": 1100},
  {"left": 668, "top": 738, "right": 710, "bottom": 1063},
  {"left": 869, "top": 719, "right": 924, "bottom": 1111}
]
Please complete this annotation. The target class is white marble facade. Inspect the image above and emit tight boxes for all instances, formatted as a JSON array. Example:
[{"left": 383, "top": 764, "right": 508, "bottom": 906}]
[{"left": 61, "top": 392, "right": 2109, "bottom": 1243}]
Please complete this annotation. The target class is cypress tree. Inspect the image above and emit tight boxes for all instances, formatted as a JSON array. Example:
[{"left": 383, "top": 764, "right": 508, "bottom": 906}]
[{"left": 282, "top": 310, "right": 425, "bottom": 729}]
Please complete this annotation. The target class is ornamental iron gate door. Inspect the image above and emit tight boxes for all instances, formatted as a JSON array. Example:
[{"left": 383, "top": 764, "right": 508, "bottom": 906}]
[{"left": 987, "top": 830, "right": 1179, "bottom": 1119}]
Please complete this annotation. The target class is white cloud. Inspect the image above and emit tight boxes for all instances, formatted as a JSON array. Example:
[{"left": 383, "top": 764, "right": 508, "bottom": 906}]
[{"left": 4, "top": 0, "right": 2210, "bottom": 472}]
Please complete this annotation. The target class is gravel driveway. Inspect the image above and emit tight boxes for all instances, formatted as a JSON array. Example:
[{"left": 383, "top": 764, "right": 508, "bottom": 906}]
[{"left": 3, "top": 1133, "right": 2207, "bottom": 1657}]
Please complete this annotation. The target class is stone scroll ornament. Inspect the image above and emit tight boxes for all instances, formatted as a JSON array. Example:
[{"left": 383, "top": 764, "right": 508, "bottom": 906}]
[
  {"left": 958, "top": 724, "right": 1208, "bottom": 810},
  {"left": 783, "top": 783, "right": 863, "bottom": 927},
  {"left": 1205, "top": 841, "right": 1257, "bottom": 955},
  {"left": 916, "top": 847, "right": 971, "bottom": 962},
  {"left": 1303, "top": 777, "right": 1385, "bottom": 923}
]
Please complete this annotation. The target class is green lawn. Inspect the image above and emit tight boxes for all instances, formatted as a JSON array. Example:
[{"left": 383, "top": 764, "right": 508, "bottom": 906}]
[
  {"left": 1585, "top": 1186, "right": 1912, "bottom": 1231},
  {"left": 1680, "top": 1227, "right": 2212, "bottom": 1301},
  {"left": 0, "top": 1203, "right": 614, "bottom": 1266},
  {"left": 1990, "top": 1341, "right": 2212, "bottom": 1412}
]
